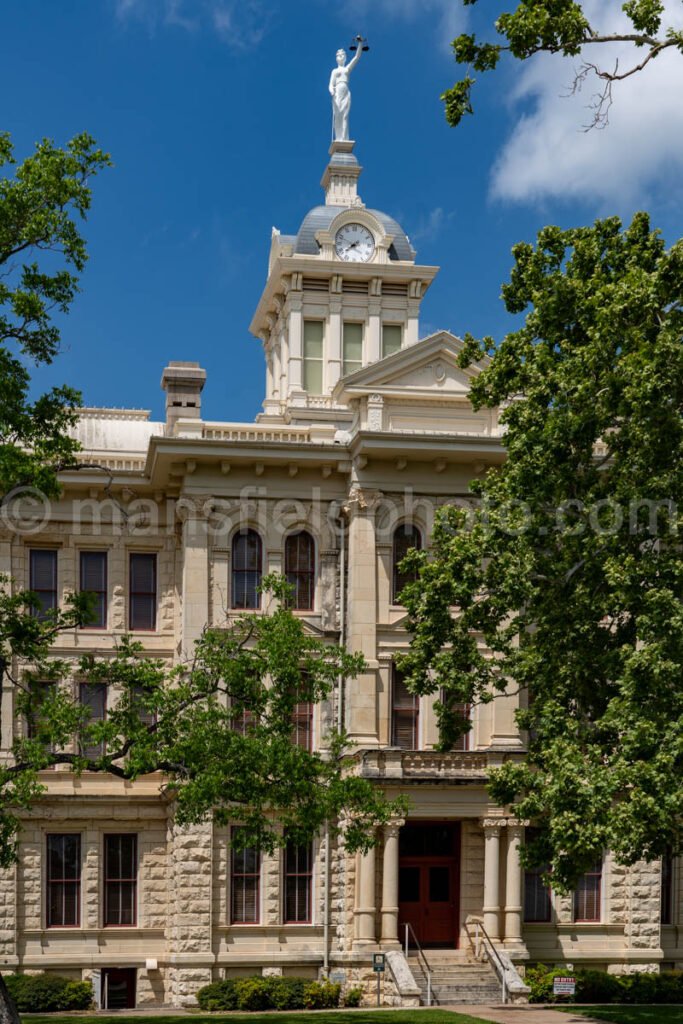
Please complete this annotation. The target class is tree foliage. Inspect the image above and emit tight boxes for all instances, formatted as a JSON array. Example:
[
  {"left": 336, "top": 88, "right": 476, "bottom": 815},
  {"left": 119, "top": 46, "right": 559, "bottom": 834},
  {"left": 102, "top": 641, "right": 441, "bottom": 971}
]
[
  {"left": 0, "top": 132, "right": 110, "bottom": 498},
  {"left": 442, "top": 0, "right": 683, "bottom": 129},
  {"left": 400, "top": 212, "right": 683, "bottom": 889},
  {"left": 1, "top": 576, "right": 403, "bottom": 867}
]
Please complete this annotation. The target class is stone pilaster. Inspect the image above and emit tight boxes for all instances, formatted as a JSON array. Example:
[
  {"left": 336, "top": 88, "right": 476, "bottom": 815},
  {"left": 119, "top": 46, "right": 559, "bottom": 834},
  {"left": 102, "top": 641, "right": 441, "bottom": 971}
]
[
  {"left": 344, "top": 488, "right": 381, "bottom": 746},
  {"left": 166, "top": 818, "right": 214, "bottom": 1005},
  {"left": 177, "top": 500, "right": 209, "bottom": 658}
]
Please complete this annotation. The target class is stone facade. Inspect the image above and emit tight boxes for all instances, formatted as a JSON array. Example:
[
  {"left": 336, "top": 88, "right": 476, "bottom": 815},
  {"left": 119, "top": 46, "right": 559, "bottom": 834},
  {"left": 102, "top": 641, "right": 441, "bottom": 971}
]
[{"left": 0, "top": 136, "right": 680, "bottom": 1008}]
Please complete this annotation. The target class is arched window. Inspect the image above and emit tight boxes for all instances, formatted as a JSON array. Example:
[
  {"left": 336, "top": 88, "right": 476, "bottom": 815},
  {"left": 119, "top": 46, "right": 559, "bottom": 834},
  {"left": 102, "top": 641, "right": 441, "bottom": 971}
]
[
  {"left": 231, "top": 530, "right": 262, "bottom": 609},
  {"left": 392, "top": 524, "right": 422, "bottom": 604},
  {"left": 285, "top": 531, "right": 315, "bottom": 611}
]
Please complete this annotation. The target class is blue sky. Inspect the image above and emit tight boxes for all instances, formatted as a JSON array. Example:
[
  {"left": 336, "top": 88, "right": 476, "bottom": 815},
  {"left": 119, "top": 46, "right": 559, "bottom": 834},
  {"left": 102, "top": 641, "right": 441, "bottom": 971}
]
[{"left": 5, "top": 0, "right": 683, "bottom": 423}]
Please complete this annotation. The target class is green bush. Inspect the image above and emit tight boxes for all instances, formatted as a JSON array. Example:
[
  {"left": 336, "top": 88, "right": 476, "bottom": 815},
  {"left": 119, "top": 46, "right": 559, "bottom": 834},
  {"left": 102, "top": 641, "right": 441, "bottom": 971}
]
[
  {"left": 233, "top": 977, "right": 272, "bottom": 1012},
  {"left": 527, "top": 964, "right": 683, "bottom": 1005},
  {"left": 197, "top": 974, "right": 317, "bottom": 1012},
  {"left": 303, "top": 980, "right": 341, "bottom": 1009},
  {"left": 344, "top": 985, "right": 363, "bottom": 1007},
  {"left": 4, "top": 973, "right": 93, "bottom": 1012},
  {"left": 268, "top": 977, "right": 306, "bottom": 1010},
  {"left": 195, "top": 979, "right": 238, "bottom": 1011}
]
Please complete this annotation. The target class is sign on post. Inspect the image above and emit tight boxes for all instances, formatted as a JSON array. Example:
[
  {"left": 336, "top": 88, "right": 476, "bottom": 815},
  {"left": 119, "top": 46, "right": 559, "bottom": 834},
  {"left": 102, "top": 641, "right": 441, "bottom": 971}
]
[
  {"left": 553, "top": 976, "right": 576, "bottom": 997},
  {"left": 373, "top": 953, "right": 385, "bottom": 1007}
]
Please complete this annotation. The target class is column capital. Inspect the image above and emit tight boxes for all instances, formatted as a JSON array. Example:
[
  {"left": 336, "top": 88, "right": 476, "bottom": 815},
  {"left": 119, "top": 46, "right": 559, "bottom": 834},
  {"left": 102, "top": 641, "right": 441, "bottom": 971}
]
[
  {"left": 344, "top": 486, "right": 384, "bottom": 516},
  {"left": 383, "top": 818, "right": 405, "bottom": 841},
  {"left": 481, "top": 817, "right": 505, "bottom": 832},
  {"left": 506, "top": 818, "right": 530, "bottom": 835}
]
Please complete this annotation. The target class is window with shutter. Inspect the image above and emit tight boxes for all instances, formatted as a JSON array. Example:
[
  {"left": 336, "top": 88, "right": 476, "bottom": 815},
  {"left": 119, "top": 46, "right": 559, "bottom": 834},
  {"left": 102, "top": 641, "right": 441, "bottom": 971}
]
[
  {"left": 392, "top": 525, "right": 422, "bottom": 604},
  {"left": 30, "top": 549, "right": 57, "bottom": 620},
  {"left": 291, "top": 700, "right": 313, "bottom": 751},
  {"left": 131, "top": 684, "right": 157, "bottom": 729},
  {"left": 129, "top": 554, "right": 156, "bottom": 630},
  {"left": 573, "top": 857, "right": 602, "bottom": 921},
  {"left": 382, "top": 323, "right": 403, "bottom": 358},
  {"left": 231, "top": 829, "right": 260, "bottom": 923},
  {"left": 342, "top": 322, "right": 363, "bottom": 375},
  {"left": 437, "top": 694, "right": 472, "bottom": 752},
  {"left": 285, "top": 532, "right": 315, "bottom": 610},
  {"left": 47, "top": 834, "right": 81, "bottom": 927},
  {"left": 391, "top": 665, "right": 418, "bottom": 750},
  {"left": 284, "top": 841, "right": 312, "bottom": 923},
  {"left": 523, "top": 830, "right": 552, "bottom": 922},
  {"left": 79, "top": 683, "right": 106, "bottom": 760},
  {"left": 80, "top": 551, "right": 107, "bottom": 628},
  {"left": 231, "top": 530, "right": 262, "bottom": 609},
  {"left": 104, "top": 834, "right": 137, "bottom": 926},
  {"left": 303, "top": 321, "right": 324, "bottom": 394},
  {"left": 661, "top": 850, "right": 674, "bottom": 925}
]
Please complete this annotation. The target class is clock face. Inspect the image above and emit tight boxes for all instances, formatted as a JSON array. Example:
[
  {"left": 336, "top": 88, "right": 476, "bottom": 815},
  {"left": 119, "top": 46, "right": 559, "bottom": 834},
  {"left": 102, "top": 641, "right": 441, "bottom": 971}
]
[{"left": 335, "top": 223, "right": 375, "bottom": 263}]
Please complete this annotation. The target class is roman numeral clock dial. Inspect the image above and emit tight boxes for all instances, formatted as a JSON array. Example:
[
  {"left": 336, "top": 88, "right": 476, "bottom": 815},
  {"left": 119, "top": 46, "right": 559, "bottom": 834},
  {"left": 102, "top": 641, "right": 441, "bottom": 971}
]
[{"left": 335, "top": 223, "right": 375, "bottom": 262}]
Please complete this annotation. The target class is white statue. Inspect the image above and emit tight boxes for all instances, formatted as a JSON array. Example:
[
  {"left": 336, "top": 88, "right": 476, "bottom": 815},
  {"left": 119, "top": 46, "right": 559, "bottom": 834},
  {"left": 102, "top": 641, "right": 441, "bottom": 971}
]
[{"left": 329, "top": 45, "right": 363, "bottom": 142}]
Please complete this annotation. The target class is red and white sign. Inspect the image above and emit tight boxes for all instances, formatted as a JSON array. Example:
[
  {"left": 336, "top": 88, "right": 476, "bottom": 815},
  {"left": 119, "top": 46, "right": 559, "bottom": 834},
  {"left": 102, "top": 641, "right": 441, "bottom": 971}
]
[{"left": 553, "top": 976, "right": 576, "bottom": 996}]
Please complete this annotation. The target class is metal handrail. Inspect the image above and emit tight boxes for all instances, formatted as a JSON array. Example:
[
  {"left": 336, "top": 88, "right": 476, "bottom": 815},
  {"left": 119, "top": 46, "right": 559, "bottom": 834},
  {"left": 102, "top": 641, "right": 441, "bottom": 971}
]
[
  {"left": 403, "top": 922, "right": 433, "bottom": 1007},
  {"left": 463, "top": 918, "right": 507, "bottom": 1004}
]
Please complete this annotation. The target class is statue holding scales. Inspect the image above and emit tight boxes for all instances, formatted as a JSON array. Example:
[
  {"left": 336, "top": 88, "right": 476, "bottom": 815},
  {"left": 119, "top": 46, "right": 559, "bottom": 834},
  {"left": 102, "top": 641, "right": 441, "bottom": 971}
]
[{"left": 329, "top": 35, "right": 369, "bottom": 142}]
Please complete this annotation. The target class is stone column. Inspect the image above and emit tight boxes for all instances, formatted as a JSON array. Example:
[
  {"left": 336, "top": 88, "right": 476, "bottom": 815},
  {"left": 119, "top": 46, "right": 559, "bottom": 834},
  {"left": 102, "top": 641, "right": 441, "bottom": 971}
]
[
  {"left": 355, "top": 842, "right": 377, "bottom": 946},
  {"left": 482, "top": 819, "right": 502, "bottom": 941},
  {"left": 381, "top": 820, "right": 404, "bottom": 946},
  {"left": 344, "top": 487, "right": 381, "bottom": 746},
  {"left": 504, "top": 821, "right": 524, "bottom": 947}
]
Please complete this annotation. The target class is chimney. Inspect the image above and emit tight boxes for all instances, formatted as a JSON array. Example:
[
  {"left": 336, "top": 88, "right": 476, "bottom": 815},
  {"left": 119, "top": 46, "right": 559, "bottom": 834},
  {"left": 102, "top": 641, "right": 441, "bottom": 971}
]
[{"left": 160, "top": 361, "right": 207, "bottom": 435}]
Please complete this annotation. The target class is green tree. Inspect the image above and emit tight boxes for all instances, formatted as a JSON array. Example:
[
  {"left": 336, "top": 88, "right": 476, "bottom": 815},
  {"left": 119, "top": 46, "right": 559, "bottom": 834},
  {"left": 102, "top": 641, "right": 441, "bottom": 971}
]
[
  {"left": 442, "top": 0, "right": 683, "bottom": 129},
  {"left": 0, "top": 128, "right": 111, "bottom": 1024},
  {"left": 3, "top": 576, "right": 401, "bottom": 867},
  {"left": 400, "top": 212, "right": 683, "bottom": 889},
  {"left": 0, "top": 131, "right": 111, "bottom": 497}
]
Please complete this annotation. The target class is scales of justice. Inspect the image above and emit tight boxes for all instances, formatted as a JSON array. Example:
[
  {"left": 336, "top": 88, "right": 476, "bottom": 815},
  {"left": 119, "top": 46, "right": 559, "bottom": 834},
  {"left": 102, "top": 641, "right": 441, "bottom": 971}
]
[{"left": 329, "top": 35, "right": 369, "bottom": 143}]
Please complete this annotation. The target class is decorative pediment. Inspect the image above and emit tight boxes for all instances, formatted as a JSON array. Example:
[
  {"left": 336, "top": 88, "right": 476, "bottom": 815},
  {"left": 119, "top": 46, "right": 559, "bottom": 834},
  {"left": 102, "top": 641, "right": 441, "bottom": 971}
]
[{"left": 333, "top": 331, "right": 484, "bottom": 402}]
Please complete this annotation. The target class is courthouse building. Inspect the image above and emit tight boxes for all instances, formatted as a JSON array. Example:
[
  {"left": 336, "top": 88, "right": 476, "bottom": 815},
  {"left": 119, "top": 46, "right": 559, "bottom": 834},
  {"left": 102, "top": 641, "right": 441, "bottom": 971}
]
[{"left": 0, "top": 129, "right": 680, "bottom": 1008}]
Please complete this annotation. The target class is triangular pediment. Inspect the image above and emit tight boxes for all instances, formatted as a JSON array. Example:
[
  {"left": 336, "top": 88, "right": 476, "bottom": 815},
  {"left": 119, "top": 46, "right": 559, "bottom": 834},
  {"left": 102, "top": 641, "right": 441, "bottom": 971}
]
[{"left": 333, "top": 331, "right": 484, "bottom": 402}]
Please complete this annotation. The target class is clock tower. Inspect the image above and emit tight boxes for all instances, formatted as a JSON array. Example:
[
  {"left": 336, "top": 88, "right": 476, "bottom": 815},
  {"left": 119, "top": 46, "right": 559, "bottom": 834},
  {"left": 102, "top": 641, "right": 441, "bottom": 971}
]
[{"left": 249, "top": 137, "right": 439, "bottom": 427}]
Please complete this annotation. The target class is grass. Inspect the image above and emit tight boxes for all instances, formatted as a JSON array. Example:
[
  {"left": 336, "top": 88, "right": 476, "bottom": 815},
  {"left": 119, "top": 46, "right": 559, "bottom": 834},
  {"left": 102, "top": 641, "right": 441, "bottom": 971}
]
[
  {"left": 24, "top": 1014, "right": 492, "bottom": 1024},
  {"left": 561, "top": 1006, "right": 683, "bottom": 1024}
]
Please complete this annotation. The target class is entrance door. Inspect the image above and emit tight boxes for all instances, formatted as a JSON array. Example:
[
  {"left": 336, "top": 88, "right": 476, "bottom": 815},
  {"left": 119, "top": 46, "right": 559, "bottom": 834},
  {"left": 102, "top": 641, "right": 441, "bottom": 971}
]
[
  {"left": 398, "top": 823, "right": 460, "bottom": 948},
  {"left": 102, "top": 968, "right": 136, "bottom": 1009}
]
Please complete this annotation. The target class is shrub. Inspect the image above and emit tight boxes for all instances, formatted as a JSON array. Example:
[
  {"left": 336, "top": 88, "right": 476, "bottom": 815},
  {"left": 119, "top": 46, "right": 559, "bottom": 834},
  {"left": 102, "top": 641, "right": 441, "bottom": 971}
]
[
  {"left": 4, "top": 973, "right": 92, "bottom": 1013},
  {"left": 233, "top": 977, "right": 273, "bottom": 1012},
  {"left": 268, "top": 977, "right": 306, "bottom": 1010},
  {"left": 527, "top": 964, "right": 683, "bottom": 1005},
  {"left": 303, "top": 980, "right": 341, "bottom": 1009},
  {"left": 344, "top": 985, "right": 363, "bottom": 1007},
  {"left": 196, "top": 979, "right": 238, "bottom": 1011}
]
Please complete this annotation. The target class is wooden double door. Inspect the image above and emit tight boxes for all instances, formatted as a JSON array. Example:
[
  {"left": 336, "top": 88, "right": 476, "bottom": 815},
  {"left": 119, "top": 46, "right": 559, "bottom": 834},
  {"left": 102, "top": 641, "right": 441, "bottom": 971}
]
[{"left": 398, "top": 822, "right": 461, "bottom": 948}]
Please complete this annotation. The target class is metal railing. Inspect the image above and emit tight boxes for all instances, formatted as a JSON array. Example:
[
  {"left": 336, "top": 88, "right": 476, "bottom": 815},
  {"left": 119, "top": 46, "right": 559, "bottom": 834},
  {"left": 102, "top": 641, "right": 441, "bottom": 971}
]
[
  {"left": 403, "top": 922, "right": 433, "bottom": 1006},
  {"left": 463, "top": 918, "right": 507, "bottom": 1004}
]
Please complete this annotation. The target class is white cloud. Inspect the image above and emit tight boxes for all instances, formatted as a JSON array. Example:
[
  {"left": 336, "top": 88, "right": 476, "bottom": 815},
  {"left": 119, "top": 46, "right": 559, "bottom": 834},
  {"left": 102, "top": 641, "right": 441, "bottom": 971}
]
[
  {"left": 114, "top": 0, "right": 271, "bottom": 48},
  {"left": 490, "top": 0, "right": 683, "bottom": 208},
  {"left": 410, "top": 206, "right": 456, "bottom": 244}
]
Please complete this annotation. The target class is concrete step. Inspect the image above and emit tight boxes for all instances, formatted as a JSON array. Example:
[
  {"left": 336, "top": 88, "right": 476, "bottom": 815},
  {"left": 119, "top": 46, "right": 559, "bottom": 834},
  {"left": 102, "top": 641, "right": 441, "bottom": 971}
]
[{"left": 406, "top": 955, "right": 502, "bottom": 1005}]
